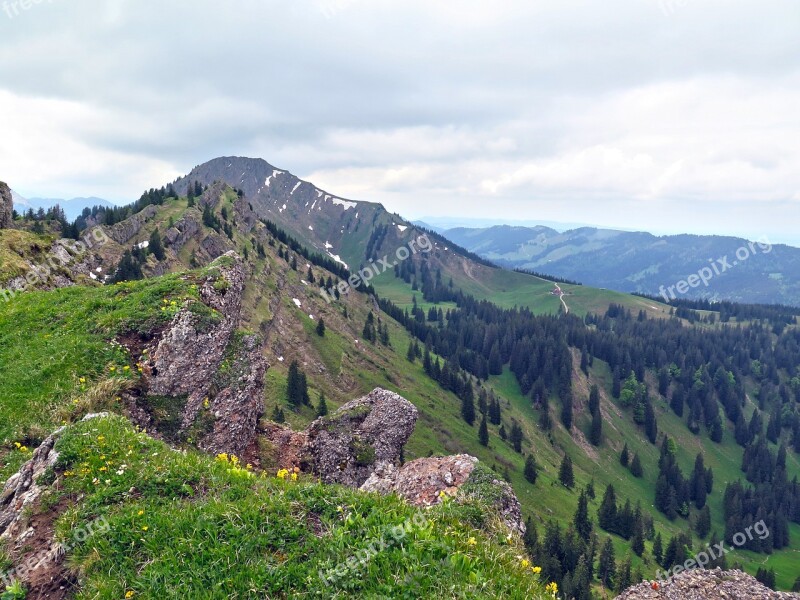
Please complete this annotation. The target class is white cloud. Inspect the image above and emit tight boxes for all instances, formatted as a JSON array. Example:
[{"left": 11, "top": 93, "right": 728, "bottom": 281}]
[{"left": 0, "top": 0, "right": 797, "bottom": 241}]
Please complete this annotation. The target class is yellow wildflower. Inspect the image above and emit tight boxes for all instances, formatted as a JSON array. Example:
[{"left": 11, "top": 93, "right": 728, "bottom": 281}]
[
  {"left": 291, "top": 472, "right": 298, "bottom": 481},
  {"left": 79, "top": 377, "right": 86, "bottom": 384},
  {"left": 123, "top": 366, "right": 130, "bottom": 371},
  {"left": 109, "top": 366, "right": 116, "bottom": 372},
  {"left": 520, "top": 559, "right": 530, "bottom": 568},
  {"left": 531, "top": 566, "right": 542, "bottom": 574},
  {"left": 125, "top": 592, "right": 135, "bottom": 599},
  {"left": 277, "top": 469, "right": 289, "bottom": 480},
  {"left": 467, "top": 537, "right": 477, "bottom": 546},
  {"left": 546, "top": 582, "right": 558, "bottom": 595},
  {"left": 141, "top": 526, "right": 148, "bottom": 531},
  {"left": 137, "top": 510, "right": 144, "bottom": 516}
]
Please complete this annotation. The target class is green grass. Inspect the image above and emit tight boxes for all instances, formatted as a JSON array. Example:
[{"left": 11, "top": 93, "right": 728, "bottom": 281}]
[
  {"left": 46, "top": 415, "right": 552, "bottom": 599},
  {"left": 0, "top": 266, "right": 223, "bottom": 481}
]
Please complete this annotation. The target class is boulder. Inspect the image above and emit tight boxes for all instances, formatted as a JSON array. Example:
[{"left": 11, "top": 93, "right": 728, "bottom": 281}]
[
  {"left": 361, "top": 454, "right": 526, "bottom": 536},
  {"left": 0, "top": 181, "right": 12, "bottom": 229},
  {"left": 616, "top": 568, "right": 800, "bottom": 599},
  {"left": 302, "top": 388, "right": 418, "bottom": 487}
]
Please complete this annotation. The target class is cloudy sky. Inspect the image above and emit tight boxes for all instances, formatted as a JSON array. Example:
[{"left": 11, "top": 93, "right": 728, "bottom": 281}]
[{"left": 1, "top": 0, "right": 798, "bottom": 243}]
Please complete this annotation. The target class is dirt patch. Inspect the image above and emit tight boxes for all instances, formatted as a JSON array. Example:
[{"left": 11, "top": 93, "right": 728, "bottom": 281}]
[{"left": 4, "top": 493, "right": 78, "bottom": 600}]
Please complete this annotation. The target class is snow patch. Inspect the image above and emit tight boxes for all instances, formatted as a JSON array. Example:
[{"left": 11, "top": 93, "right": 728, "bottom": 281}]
[
  {"left": 308, "top": 225, "right": 313, "bottom": 231},
  {"left": 265, "top": 169, "right": 284, "bottom": 188},
  {"left": 309, "top": 314, "right": 315, "bottom": 320},
  {"left": 291, "top": 182, "right": 302, "bottom": 195},
  {"left": 293, "top": 298, "right": 302, "bottom": 307},
  {"left": 277, "top": 356, "right": 284, "bottom": 362},
  {"left": 332, "top": 198, "right": 358, "bottom": 210},
  {"left": 136, "top": 240, "right": 150, "bottom": 249},
  {"left": 89, "top": 272, "right": 97, "bottom": 280},
  {"left": 324, "top": 241, "right": 333, "bottom": 249},
  {"left": 327, "top": 252, "right": 349, "bottom": 269},
  {"left": 397, "top": 224, "right": 408, "bottom": 232}
]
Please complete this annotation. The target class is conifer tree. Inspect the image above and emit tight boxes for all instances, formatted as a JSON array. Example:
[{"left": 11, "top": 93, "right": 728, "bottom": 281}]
[
  {"left": 559, "top": 454, "right": 574, "bottom": 489},
  {"left": 524, "top": 454, "right": 538, "bottom": 484},
  {"left": 478, "top": 415, "right": 489, "bottom": 447}
]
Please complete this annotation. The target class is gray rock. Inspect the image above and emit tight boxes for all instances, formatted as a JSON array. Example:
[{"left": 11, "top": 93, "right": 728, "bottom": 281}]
[
  {"left": 616, "top": 568, "right": 800, "bottom": 599},
  {"left": 0, "top": 413, "right": 109, "bottom": 543},
  {"left": 0, "top": 181, "right": 13, "bottom": 229},
  {"left": 361, "top": 454, "right": 526, "bottom": 537},
  {"left": 140, "top": 252, "right": 266, "bottom": 456},
  {"left": 106, "top": 205, "right": 157, "bottom": 244},
  {"left": 302, "top": 388, "right": 418, "bottom": 487}
]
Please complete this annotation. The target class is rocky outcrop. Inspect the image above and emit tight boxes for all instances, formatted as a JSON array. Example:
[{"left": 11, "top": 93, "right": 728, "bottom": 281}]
[
  {"left": 263, "top": 388, "right": 525, "bottom": 536},
  {"left": 361, "top": 454, "right": 525, "bottom": 536},
  {"left": 138, "top": 252, "right": 267, "bottom": 456},
  {"left": 106, "top": 204, "right": 157, "bottom": 244},
  {"left": 0, "top": 181, "right": 12, "bottom": 228},
  {"left": 616, "top": 568, "right": 800, "bottom": 599},
  {"left": 164, "top": 212, "right": 202, "bottom": 252},
  {"left": 0, "top": 413, "right": 107, "bottom": 543},
  {"left": 301, "top": 388, "right": 418, "bottom": 487},
  {"left": 361, "top": 454, "right": 477, "bottom": 503}
]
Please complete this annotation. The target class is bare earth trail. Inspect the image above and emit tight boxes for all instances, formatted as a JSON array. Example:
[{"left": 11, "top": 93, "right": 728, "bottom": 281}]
[{"left": 554, "top": 283, "right": 569, "bottom": 314}]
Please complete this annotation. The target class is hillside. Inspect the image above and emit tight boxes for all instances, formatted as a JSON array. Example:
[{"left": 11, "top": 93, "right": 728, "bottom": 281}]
[
  {"left": 2, "top": 162, "right": 800, "bottom": 597},
  {"left": 444, "top": 224, "right": 800, "bottom": 307}
]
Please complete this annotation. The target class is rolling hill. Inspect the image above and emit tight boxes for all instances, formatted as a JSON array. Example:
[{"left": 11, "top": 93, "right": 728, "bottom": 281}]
[{"left": 444, "top": 224, "right": 800, "bottom": 307}]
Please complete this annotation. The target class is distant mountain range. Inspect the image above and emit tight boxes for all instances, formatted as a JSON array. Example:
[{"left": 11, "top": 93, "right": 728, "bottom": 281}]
[
  {"left": 11, "top": 190, "right": 115, "bottom": 220},
  {"left": 443, "top": 224, "right": 800, "bottom": 306}
]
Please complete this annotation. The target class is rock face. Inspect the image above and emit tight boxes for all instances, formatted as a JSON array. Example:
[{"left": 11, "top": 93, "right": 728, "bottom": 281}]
[
  {"left": 0, "top": 181, "right": 13, "bottom": 228},
  {"left": 361, "top": 454, "right": 525, "bottom": 536},
  {"left": 138, "top": 252, "right": 267, "bottom": 456},
  {"left": 0, "top": 414, "right": 106, "bottom": 543},
  {"left": 264, "top": 388, "right": 526, "bottom": 536},
  {"left": 361, "top": 454, "right": 478, "bottom": 503},
  {"left": 106, "top": 204, "right": 157, "bottom": 244},
  {"left": 302, "top": 388, "right": 418, "bottom": 487},
  {"left": 616, "top": 568, "right": 800, "bottom": 600}
]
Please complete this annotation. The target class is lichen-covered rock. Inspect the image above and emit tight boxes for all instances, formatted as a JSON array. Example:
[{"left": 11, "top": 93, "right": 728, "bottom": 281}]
[
  {"left": 616, "top": 568, "right": 800, "bottom": 599},
  {"left": 199, "top": 333, "right": 267, "bottom": 457},
  {"left": 138, "top": 252, "right": 266, "bottom": 455},
  {"left": 302, "top": 388, "right": 418, "bottom": 487},
  {"left": 360, "top": 455, "right": 525, "bottom": 536},
  {"left": 0, "top": 181, "right": 13, "bottom": 229}
]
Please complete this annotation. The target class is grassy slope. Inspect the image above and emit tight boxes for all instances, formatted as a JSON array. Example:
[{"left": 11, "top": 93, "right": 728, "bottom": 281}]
[
  {"left": 370, "top": 268, "right": 800, "bottom": 591},
  {"left": 0, "top": 266, "right": 551, "bottom": 598},
  {"left": 46, "top": 415, "right": 550, "bottom": 599}
]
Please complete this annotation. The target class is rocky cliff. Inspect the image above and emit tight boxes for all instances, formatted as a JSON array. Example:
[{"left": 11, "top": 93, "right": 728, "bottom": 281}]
[
  {"left": 132, "top": 252, "right": 267, "bottom": 456},
  {"left": 0, "top": 181, "right": 13, "bottom": 228}
]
